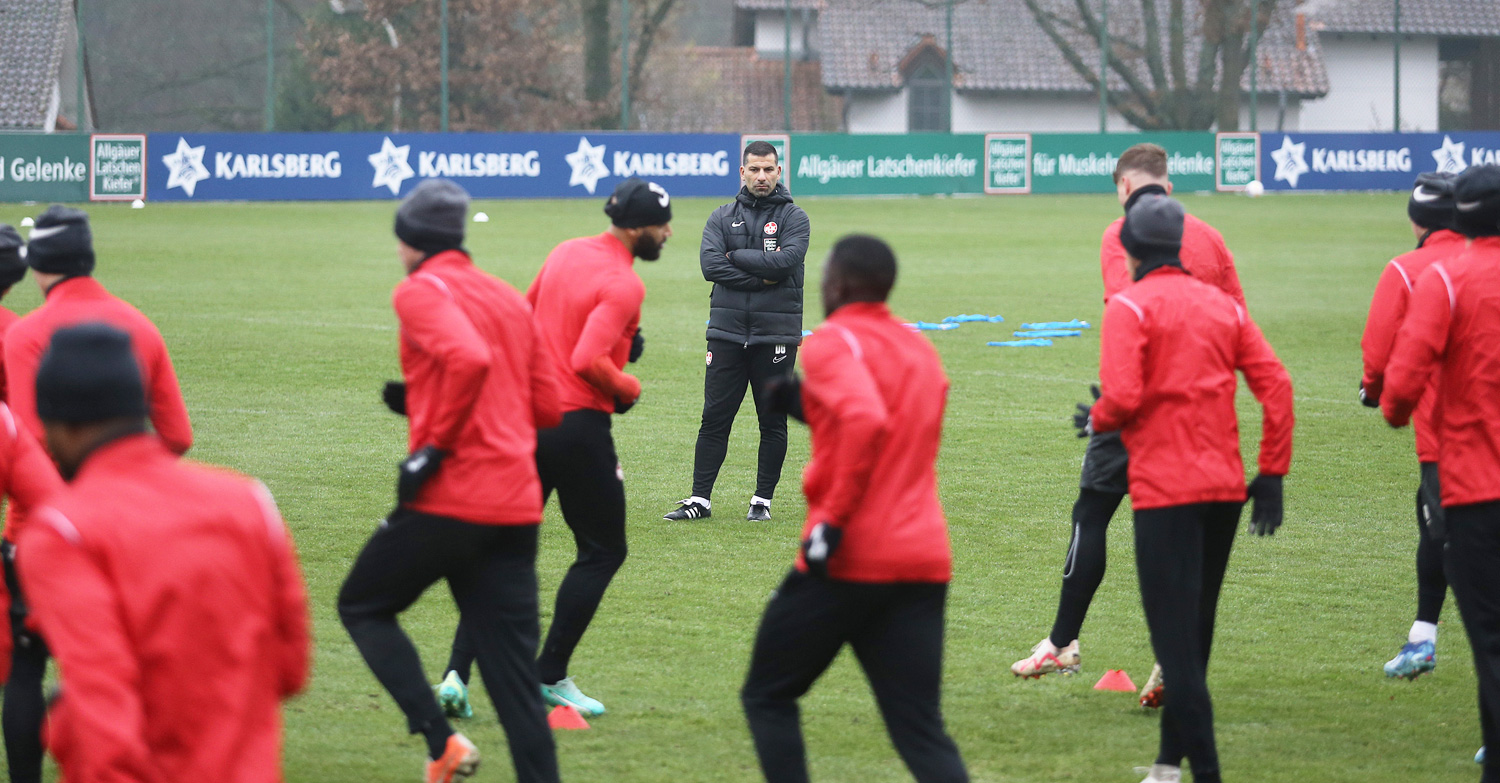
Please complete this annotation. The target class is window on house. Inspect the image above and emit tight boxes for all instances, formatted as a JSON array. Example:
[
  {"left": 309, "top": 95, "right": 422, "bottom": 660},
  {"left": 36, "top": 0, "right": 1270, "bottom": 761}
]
[{"left": 908, "top": 62, "right": 950, "bottom": 132}]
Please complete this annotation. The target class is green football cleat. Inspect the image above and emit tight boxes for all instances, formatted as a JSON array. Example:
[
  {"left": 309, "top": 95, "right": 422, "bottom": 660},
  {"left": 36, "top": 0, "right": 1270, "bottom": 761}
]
[
  {"left": 541, "top": 676, "right": 605, "bottom": 716},
  {"left": 435, "top": 670, "right": 473, "bottom": 720}
]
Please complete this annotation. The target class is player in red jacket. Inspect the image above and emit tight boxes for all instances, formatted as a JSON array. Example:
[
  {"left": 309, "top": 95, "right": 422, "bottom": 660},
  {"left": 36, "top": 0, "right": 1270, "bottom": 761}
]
[
  {"left": 436, "top": 178, "right": 669, "bottom": 719},
  {"left": 337, "top": 180, "right": 562, "bottom": 783},
  {"left": 1013, "top": 144, "right": 1248, "bottom": 703},
  {"left": 741, "top": 235, "right": 968, "bottom": 783},
  {"left": 0, "top": 225, "right": 32, "bottom": 402},
  {"left": 1359, "top": 172, "right": 1466, "bottom": 680},
  {"left": 1085, "top": 195, "right": 1293, "bottom": 783},
  {"left": 6, "top": 205, "right": 192, "bottom": 455},
  {"left": 16, "top": 323, "right": 309, "bottom": 783},
  {"left": 1384, "top": 164, "right": 1500, "bottom": 780}
]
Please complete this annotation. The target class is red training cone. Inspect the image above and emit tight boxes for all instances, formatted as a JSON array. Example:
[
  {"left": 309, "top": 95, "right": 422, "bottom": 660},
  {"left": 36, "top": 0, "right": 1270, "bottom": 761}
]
[
  {"left": 1093, "top": 669, "right": 1137, "bottom": 692},
  {"left": 548, "top": 705, "right": 591, "bottom": 730}
]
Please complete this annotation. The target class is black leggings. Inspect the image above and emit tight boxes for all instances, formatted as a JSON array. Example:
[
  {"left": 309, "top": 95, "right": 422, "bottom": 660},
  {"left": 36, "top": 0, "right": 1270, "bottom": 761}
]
[
  {"left": 1443, "top": 500, "right": 1500, "bottom": 783},
  {"left": 2, "top": 543, "right": 45, "bottom": 783},
  {"left": 1134, "top": 502, "right": 1240, "bottom": 782},
  {"left": 741, "top": 571, "right": 968, "bottom": 783},
  {"left": 1414, "top": 462, "right": 1447, "bottom": 625},
  {"left": 1049, "top": 488, "right": 1126, "bottom": 647}
]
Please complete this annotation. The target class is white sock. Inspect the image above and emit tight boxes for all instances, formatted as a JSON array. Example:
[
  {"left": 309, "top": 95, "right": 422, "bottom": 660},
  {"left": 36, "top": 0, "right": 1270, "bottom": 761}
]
[
  {"left": 688, "top": 496, "right": 711, "bottom": 509},
  {"left": 1410, "top": 621, "right": 1438, "bottom": 645},
  {"left": 750, "top": 495, "right": 772, "bottom": 508}
]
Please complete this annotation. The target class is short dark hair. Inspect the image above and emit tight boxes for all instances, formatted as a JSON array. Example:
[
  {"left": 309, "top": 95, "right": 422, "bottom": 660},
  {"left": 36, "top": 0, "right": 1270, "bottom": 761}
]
[
  {"left": 827, "top": 234, "right": 897, "bottom": 301},
  {"left": 743, "top": 140, "right": 779, "bottom": 165},
  {"left": 1113, "top": 143, "right": 1168, "bottom": 184}
]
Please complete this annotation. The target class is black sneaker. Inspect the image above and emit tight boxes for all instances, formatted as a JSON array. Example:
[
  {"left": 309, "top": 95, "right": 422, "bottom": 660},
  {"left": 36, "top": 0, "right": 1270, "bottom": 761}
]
[
  {"left": 746, "top": 504, "right": 771, "bottom": 522},
  {"left": 663, "top": 500, "right": 711, "bottom": 521}
]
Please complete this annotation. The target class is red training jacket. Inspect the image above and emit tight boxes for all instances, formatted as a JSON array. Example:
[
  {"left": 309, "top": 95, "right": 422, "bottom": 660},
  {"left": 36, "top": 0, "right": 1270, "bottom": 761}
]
[
  {"left": 0, "top": 402, "right": 64, "bottom": 682},
  {"left": 527, "top": 233, "right": 645, "bottom": 414},
  {"left": 797, "top": 301, "right": 952, "bottom": 583},
  {"left": 0, "top": 305, "right": 20, "bottom": 403},
  {"left": 1384, "top": 237, "right": 1500, "bottom": 507},
  {"left": 396, "top": 250, "right": 562, "bottom": 524},
  {"left": 1360, "top": 229, "right": 1466, "bottom": 463},
  {"left": 1102, "top": 214, "right": 1246, "bottom": 307},
  {"left": 4, "top": 277, "right": 192, "bottom": 455},
  {"left": 18, "top": 434, "right": 310, "bottom": 783},
  {"left": 1092, "top": 267, "right": 1294, "bottom": 510}
]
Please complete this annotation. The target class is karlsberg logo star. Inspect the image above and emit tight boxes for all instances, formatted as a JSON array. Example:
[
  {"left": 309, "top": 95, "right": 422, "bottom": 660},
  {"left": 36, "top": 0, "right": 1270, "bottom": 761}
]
[
  {"left": 1433, "top": 135, "right": 1468, "bottom": 174},
  {"left": 566, "top": 137, "right": 609, "bottom": 194},
  {"left": 1271, "top": 135, "right": 1308, "bottom": 189},
  {"left": 368, "top": 137, "right": 415, "bottom": 196},
  {"left": 162, "top": 137, "right": 210, "bottom": 198}
]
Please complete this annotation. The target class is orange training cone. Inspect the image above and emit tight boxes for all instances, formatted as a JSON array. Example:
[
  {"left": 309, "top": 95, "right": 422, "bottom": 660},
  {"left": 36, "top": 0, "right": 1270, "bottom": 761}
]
[
  {"left": 548, "top": 705, "right": 591, "bottom": 730},
  {"left": 1093, "top": 669, "right": 1137, "bottom": 692}
]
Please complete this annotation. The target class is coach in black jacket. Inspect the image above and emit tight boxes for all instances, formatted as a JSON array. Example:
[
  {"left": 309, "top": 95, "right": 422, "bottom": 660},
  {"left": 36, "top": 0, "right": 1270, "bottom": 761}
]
[{"left": 663, "top": 141, "right": 810, "bottom": 523}]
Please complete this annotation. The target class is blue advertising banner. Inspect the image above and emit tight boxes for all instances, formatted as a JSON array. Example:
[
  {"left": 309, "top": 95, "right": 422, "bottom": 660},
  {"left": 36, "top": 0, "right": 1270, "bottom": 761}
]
[
  {"left": 145, "top": 132, "right": 742, "bottom": 201},
  {"left": 1260, "top": 132, "right": 1500, "bottom": 191}
]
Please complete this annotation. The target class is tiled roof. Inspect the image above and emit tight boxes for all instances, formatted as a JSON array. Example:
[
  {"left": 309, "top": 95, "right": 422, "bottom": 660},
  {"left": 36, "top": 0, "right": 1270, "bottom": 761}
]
[
  {"left": 820, "top": 0, "right": 1329, "bottom": 97},
  {"left": 735, "top": 0, "right": 824, "bottom": 10},
  {"left": 637, "top": 46, "right": 842, "bottom": 132},
  {"left": 1304, "top": 0, "right": 1500, "bottom": 37},
  {"left": 0, "top": 0, "right": 68, "bottom": 129}
]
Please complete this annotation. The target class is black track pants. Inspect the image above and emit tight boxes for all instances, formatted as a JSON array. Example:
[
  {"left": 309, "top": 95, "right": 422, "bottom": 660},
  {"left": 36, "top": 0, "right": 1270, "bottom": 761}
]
[
  {"left": 1048, "top": 488, "right": 1126, "bottom": 648},
  {"left": 1134, "top": 502, "right": 1240, "bottom": 779},
  {"left": 2, "top": 545, "right": 45, "bottom": 783},
  {"left": 692, "top": 340, "right": 797, "bottom": 501},
  {"left": 1415, "top": 462, "right": 1448, "bottom": 625},
  {"left": 338, "top": 510, "right": 558, "bottom": 783},
  {"left": 1443, "top": 500, "right": 1500, "bottom": 783},
  {"left": 741, "top": 571, "right": 969, "bottom": 783}
]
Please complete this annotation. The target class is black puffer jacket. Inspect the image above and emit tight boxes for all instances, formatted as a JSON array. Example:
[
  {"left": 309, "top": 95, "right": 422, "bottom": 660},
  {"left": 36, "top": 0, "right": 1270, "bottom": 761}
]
[{"left": 699, "top": 183, "right": 809, "bottom": 345}]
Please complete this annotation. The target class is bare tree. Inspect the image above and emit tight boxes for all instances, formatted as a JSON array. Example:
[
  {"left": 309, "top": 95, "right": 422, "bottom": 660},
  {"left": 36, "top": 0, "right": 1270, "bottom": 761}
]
[
  {"left": 1022, "top": 0, "right": 1275, "bottom": 130},
  {"left": 578, "top": 0, "right": 681, "bottom": 128}
]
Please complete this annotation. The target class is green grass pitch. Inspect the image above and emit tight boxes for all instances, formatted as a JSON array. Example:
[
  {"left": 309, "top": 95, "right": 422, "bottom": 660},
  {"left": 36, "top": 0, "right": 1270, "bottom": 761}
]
[{"left": 0, "top": 191, "right": 1471, "bottom": 782}]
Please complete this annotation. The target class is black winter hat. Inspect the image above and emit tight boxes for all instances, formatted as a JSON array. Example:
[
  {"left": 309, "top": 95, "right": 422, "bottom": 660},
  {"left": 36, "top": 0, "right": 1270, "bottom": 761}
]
[
  {"left": 36, "top": 323, "right": 147, "bottom": 424},
  {"left": 25, "top": 205, "right": 95, "bottom": 277},
  {"left": 1454, "top": 165, "right": 1500, "bottom": 239},
  {"left": 1120, "top": 194, "right": 1185, "bottom": 265},
  {"left": 1408, "top": 171, "right": 1458, "bottom": 232},
  {"left": 0, "top": 226, "right": 27, "bottom": 290},
  {"left": 604, "top": 178, "right": 672, "bottom": 228},
  {"left": 395, "top": 179, "right": 468, "bottom": 254}
]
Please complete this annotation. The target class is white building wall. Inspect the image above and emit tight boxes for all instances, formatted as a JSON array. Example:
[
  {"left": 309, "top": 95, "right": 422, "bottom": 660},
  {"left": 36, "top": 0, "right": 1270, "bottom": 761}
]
[
  {"left": 1237, "top": 96, "right": 1303, "bottom": 132},
  {"left": 845, "top": 90, "right": 907, "bottom": 133},
  {"left": 753, "top": 10, "right": 816, "bottom": 58},
  {"left": 1299, "top": 34, "right": 1439, "bottom": 131},
  {"left": 951, "top": 93, "right": 1133, "bottom": 132}
]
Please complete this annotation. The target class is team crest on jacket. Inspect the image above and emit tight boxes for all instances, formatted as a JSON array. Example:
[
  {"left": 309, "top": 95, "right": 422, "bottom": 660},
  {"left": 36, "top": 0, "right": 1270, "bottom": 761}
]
[
  {"left": 706, "top": 351, "right": 714, "bottom": 367},
  {"left": 763, "top": 221, "right": 778, "bottom": 235}
]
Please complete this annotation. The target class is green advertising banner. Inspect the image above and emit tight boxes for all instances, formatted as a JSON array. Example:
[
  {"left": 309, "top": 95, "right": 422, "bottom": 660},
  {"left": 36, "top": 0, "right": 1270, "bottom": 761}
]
[
  {"left": 1029, "top": 132, "right": 1216, "bottom": 194},
  {"left": 91, "top": 134, "right": 147, "bottom": 201},
  {"left": 1215, "top": 132, "right": 1259, "bottom": 191},
  {"left": 0, "top": 134, "right": 90, "bottom": 202},
  {"left": 789, "top": 133, "right": 985, "bottom": 196}
]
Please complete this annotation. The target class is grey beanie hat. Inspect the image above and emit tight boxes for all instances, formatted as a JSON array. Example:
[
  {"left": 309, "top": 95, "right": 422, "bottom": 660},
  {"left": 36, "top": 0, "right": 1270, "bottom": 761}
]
[
  {"left": 394, "top": 179, "right": 469, "bottom": 254},
  {"left": 26, "top": 205, "right": 96, "bottom": 277},
  {"left": 1120, "top": 194, "right": 1185, "bottom": 265}
]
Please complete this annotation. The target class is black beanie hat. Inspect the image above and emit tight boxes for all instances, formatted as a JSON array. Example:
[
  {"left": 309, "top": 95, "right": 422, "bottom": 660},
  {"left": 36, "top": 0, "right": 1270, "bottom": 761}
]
[
  {"left": 1120, "top": 194, "right": 1185, "bottom": 268},
  {"left": 1454, "top": 165, "right": 1500, "bottom": 239},
  {"left": 394, "top": 179, "right": 468, "bottom": 254},
  {"left": 0, "top": 226, "right": 27, "bottom": 290},
  {"left": 604, "top": 178, "right": 672, "bottom": 228},
  {"left": 36, "top": 323, "right": 147, "bottom": 424},
  {"left": 25, "top": 205, "right": 95, "bottom": 277},
  {"left": 1408, "top": 171, "right": 1458, "bottom": 232}
]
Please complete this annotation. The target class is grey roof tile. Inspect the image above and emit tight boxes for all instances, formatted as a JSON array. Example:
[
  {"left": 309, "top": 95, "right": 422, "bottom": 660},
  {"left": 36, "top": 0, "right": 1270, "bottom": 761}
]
[
  {"left": 0, "top": 0, "right": 68, "bottom": 130},
  {"left": 1303, "top": 0, "right": 1500, "bottom": 37}
]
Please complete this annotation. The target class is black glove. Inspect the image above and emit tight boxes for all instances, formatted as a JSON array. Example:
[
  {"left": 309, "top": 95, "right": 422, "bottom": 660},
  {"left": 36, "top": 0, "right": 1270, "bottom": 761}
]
[
  {"left": 1073, "top": 384, "right": 1100, "bottom": 438},
  {"left": 1245, "top": 474, "right": 1284, "bottom": 536},
  {"left": 1358, "top": 383, "right": 1379, "bottom": 408},
  {"left": 382, "top": 381, "right": 407, "bottom": 416},
  {"left": 397, "top": 445, "right": 446, "bottom": 504},
  {"left": 614, "top": 394, "right": 637, "bottom": 414},
  {"left": 802, "top": 521, "right": 843, "bottom": 579},
  {"left": 628, "top": 330, "right": 644, "bottom": 363},
  {"left": 761, "top": 373, "right": 805, "bottom": 423}
]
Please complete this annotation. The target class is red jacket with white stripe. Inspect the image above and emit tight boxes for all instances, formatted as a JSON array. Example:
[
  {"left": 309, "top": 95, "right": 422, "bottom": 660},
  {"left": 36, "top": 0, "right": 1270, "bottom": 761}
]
[
  {"left": 1360, "top": 229, "right": 1466, "bottom": 463},
  {"left": 1102, "top": 214, "right": 1246, "bottom": 306},
  {"left": 4, "top": 277, "right": 192, "bottom": 455},
  {"left": 0, "top": 402, "right": 64, "bottom": 682},
  {"left": 527, "top": 233, "right": 645, "bottom": 414},
  {"left": 1384, "top": 237, "right": 1500, "bottom": 507},
  {"left": 396, "top": 251, "right": 562, "bottom": 524},
  {"left": 1092, "top": 267, "right": 1295, "bottom": 510},
  {"left": 797, "top": 301, "right": 952, "bottom": 583},
  {"left": 17, "top": 434, "right": 309, "bottom": 783}
]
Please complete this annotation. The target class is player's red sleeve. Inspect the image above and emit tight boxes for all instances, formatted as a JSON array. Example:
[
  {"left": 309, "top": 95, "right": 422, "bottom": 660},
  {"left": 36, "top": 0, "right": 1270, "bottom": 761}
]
[
  {"left": 19, "top": 511, "right": 159, "bottom": 783},
  {"left": 802, "top": 330, "right": 891, "bottom": 525},
  {"left": 3, "top": 326, "right": 43, "bottom": 444},
  {"left": 1099, "top": 223, "right": 1132, "bottom": 302},
  {"left": 1091, "top": 295, "right": 1147, "bottom": 432},
  {"left": 529, "top": 317, "right": 563, "bottom": 430},
  {"left": 142, "top": 333, "right": 193, "bottom": 456},
  {"left": 1235, "top": 308, "right": 1295, "bottom": 476},
  {"left": 570, "top": 285, "right": 643, "bottom": 404},
  {"left": 1384, "top": 265, "right": 1452, "bottom": 428},
  {"left": 1359, "top": 260, "right": 1411, "bottom": 401},
  {"left": 252, "top": 483, "right": 311, "bottom": 698},
  {"left": 0, "top": 407, "right": 63, "bottom": 541},
  {"left": 395, "top": 277, "right": 492, "bottom": 450}
]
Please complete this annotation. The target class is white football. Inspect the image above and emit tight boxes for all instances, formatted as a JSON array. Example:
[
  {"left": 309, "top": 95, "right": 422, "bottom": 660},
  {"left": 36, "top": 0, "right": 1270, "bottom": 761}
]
[
  {"left": 472, "top": 212, "right": 489, "bottom": 223},
  {"left": 1245, "top": 180, "right": 1265, "bottom": 198},
  {"left": 131, "top": 199, "right": 145, "bottom": 209}
]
